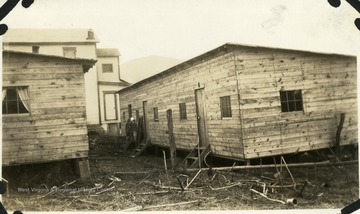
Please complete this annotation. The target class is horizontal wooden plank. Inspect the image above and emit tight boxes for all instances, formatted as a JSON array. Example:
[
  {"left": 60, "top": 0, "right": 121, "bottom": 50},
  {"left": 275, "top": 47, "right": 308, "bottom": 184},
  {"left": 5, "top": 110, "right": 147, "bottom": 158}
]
[
  {"left": 3, "top": 127, "right": 88, "bottom": 140},
  {"left": 3, "top": 151, "right": 88, "bottom": 166}
]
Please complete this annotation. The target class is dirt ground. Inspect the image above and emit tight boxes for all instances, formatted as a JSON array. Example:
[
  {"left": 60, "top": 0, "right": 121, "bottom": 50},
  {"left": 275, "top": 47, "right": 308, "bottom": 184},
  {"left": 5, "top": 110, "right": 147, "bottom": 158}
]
[{"left": 2, "top": 134, "right": 359, "bottom": 211}]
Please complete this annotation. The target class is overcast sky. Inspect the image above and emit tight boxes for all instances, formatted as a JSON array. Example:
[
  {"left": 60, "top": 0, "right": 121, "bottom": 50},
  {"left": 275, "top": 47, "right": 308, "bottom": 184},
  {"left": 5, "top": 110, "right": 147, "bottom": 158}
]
[{"left": 2, "top": 0, "right": 359, "bottom": 63}]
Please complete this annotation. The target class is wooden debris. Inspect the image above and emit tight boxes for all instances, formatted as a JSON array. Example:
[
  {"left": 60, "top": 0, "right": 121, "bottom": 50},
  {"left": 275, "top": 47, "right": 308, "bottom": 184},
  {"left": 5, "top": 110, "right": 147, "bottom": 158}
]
[
  {"left": 186, "top": 160, "right": 358, "bottom": 172},
  {"left": 138, "top": 174, "right": 151, "bottom": 186},
  {"left": 77, "top": 198, "right": 104, "bottom": 206},
  {"left": 114, "top": 171, "right": 153, "bottom": 175},
  {"left": 95, "top": 185, "right": 115, "bottom": 195},
  {"left": 184, "top": 169, "right": 202, "bottom": 189},
  {"left": 176, "top": 176, "right": 186, "bottom": 191},
  {"left": 142, "top": 200, "right": 199, "bottom": 210},
  {"left": 210, "top": 182, "right": 242, "bottom": 191},
  {"left": 281, "top": 156, "right": 296, "bottom": 189},
  {"left": 120, "top": 206, "right": 143, "bottom": 211},
  {"left": 108, "top": 175, "right": 122, "bottom": 182},
  {"left": 134, "top": 190, "right": 169, "bottom": 195},
  {"left": 250, "top": 188, "right": 285, "bottom": 205},
  {"left": 162, "top": 150, "right": 170, "bottom": 182}
]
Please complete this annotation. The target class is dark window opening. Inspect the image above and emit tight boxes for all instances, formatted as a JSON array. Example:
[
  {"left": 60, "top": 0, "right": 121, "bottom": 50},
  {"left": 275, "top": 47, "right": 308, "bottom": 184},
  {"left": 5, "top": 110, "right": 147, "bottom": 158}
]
[
  {"left": 280, "top": 90, "right": 303, "bottom": 112},
  {"left": 32, "top": 46, "right": 39, "bottom": 54},
  {"left": 128, "top": 104, "right": 132, "bottom": 118},
  {"left": 136, "top": 110, "right": 139, "bottom": 120},
  {"left": 2, "top": 87, "right": 30, "bottom": 114},
  {"left": 153, "top": 107, "right": 159, "bottom": 121},
  {"left": 220, "top": 96, "right": 232, "bottom": 118},
  {"left": 102, "top": 64, "right": 113, "bottom": 73},
  {"left": 179, "top": 103, "right": 187, "bottom": 120}
]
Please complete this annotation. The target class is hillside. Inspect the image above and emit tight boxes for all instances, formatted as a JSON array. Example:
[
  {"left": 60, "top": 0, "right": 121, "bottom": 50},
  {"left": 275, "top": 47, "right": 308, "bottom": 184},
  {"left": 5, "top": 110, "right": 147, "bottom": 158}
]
[{"left": 120, "top": 55, "right": 181, "bottom": 83}]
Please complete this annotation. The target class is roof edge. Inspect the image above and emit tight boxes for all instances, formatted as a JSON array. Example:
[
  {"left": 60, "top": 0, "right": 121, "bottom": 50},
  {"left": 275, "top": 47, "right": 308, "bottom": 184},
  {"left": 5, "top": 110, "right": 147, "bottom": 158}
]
[
  {"left": 117, "top": 42, "right": 357, "bottom": 94},
  {"left": 3, "top": 50, "right": 98, "bottom": 65}
]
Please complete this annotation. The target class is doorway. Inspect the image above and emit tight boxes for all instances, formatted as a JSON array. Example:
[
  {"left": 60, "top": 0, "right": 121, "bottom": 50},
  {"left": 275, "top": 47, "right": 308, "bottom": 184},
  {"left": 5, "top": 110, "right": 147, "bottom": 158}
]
[{"left": 195, "top": 88, "right": 209, "bottom": 147}]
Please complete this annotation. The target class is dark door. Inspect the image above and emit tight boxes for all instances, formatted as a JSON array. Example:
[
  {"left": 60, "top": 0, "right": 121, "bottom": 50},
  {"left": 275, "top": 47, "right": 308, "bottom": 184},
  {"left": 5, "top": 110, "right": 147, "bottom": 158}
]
[
  {"left": 195, "top": 88, "right": 209, "bottom": 147},
  {"left": 142, "top": 101, "right": 149, "bottom": 139}
]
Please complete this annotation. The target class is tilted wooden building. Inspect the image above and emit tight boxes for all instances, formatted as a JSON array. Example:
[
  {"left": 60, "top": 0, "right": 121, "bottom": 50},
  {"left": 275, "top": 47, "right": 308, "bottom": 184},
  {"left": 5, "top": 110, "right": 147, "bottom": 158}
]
[
  {"left": 117, "top": 43, "right": 357, "bottom": 161},
  {"left": 2, "top": 50, "right": 96, "bottom": 176}
]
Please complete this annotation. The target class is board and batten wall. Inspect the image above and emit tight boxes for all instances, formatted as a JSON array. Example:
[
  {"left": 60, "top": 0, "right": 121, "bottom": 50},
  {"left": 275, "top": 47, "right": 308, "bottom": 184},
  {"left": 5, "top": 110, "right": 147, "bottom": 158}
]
[
  {"left": 118, "top": 49, "right": 245, "bottom": 159},
  {"left": 234, "top": 47, "right": 357, "bottom": 159},
  {"left": 2, "top": 53, "right": 90, "bottom": 166}
]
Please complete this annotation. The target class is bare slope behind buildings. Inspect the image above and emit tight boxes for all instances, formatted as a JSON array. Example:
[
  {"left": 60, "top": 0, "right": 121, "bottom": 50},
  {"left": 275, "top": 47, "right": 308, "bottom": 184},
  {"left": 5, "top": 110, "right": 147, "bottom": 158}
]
[{"left": 121, "top": 55, "right": 181, "bottom": 83}]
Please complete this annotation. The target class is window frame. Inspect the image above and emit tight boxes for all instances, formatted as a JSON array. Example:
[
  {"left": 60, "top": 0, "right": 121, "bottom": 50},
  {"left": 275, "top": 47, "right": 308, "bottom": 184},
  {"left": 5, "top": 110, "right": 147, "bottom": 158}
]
[
  {"left": 279, "top": 90, "right": 304, "bottom": 113},
  {"left": 63, "top": 47, "right": 77, "bottom": 58},
  {"left": 32, "top": 46, "right": 39, "bottom": 54},
  {"left": 102, "top": 64, "right": 114, "bottom": 73},
  {"left": 220, "top": 96, "right": 232, "bottom": 119},
  {"left": 2, "top": 86, "right": 30, "bottom": 115},
  {"left": 179, "top": 103, "right": 187, "bottom": 120},
  {"left": 153, "top": 107, "right": 159, "bottom": 122}
]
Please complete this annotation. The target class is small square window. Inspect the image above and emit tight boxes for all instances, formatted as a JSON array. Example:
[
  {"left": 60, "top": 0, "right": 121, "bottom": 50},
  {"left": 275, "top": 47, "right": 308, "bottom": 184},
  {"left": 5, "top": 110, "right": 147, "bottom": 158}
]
[
  {"left": 179, "top": 103, "right": 187, "bottom": 120},
  {"left": 32, "top": 46, "right": 39, "bottom": 54},
  {"left": 280, "top": 90, "right": 303, "bottom": 112},
  {"left": 63, "top": 47, "right": 76, "bottom": 58},
  {"left": 153, "top": 107, "right": 159, "bottom": 121},
  {"left": 220, "top": 96, "right": 232, "bottom": 118},
  {"left": 102, "top": 64, "right": 113, "bottom": 73}
]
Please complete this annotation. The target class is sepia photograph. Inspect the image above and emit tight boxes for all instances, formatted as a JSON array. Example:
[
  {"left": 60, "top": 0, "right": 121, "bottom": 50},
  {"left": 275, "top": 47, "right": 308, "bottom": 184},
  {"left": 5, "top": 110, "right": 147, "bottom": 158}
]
[{"left": 0, "top": 0, "right": 359, "bottom": 213}]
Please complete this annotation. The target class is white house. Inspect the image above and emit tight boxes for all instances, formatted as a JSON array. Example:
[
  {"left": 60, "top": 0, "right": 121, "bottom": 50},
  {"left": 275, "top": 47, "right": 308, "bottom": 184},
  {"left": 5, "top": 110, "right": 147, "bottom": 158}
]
[
  {"left": 3, "top": 28, "right": 130, "bottom": 134},
  {"left": 96, "top": 48, "right": 131, "bottom": 135}
]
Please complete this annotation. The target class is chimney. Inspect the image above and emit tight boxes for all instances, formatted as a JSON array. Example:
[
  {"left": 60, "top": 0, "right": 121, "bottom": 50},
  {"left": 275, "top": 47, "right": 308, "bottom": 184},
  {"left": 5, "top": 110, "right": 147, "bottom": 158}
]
[{"left": 87, "top": 29, "right": 95, "bottom": 40}]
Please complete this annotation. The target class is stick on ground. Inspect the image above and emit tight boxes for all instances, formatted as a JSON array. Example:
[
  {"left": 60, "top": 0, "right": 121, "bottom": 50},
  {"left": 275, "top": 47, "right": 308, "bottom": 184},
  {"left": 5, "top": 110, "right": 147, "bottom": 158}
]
[
  {"left": 250, "top": 188, "right": 285, "bottom": 205},
  {"left": 142, "top": 200, "right": 199, "bottom": 210}
]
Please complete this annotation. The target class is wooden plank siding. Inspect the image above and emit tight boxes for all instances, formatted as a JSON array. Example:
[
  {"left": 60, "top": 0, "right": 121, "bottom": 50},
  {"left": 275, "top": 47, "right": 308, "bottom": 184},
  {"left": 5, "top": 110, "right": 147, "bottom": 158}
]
[
  {"left": 2, "top": 52, "right": 92, "bottom": 166},
  {"left": 118, "top": 44, "right": 357, "bottom": 161},
  {"left": 119, "top": 51, "right": 244, "bottom": 159},
  {"left": 234, "top": 47, "right": 357, "bottom": 159}
]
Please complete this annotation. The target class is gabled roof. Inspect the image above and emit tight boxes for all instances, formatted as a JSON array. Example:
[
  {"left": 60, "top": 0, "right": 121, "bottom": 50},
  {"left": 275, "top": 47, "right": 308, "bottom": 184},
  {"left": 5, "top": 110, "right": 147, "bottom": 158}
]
[
  {"left": 117, "top": 42, "right": 356, "bottom": 94},
  {"left": 3, "top": 28, "right": 100, "bottom": 44},
  {"left": 3, "top": 50, "right": 97, "bottom": 72},
  {"left": 96, "top": 48, "right": 120, "bottom": 57}
]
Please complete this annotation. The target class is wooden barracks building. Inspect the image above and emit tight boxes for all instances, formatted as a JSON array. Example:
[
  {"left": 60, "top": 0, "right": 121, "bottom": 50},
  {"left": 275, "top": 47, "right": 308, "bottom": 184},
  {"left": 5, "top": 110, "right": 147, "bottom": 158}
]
[
  {"left": 2, "top": 50, "right": 96, "bottom": 177},
  {"left": 117, "top": 43, "right": 357, "bottom": 161}
]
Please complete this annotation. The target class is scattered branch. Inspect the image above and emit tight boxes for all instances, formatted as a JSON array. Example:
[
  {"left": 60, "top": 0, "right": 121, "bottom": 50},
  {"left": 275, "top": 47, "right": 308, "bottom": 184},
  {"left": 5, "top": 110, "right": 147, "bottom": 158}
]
[
  {"left": 114, "top": 171, "right": 152, "bottom": 175},
  {"left": 184, "top": 169, "right": 202, "bottom": 189},
  {"left": 142, "top": 200, "right": 199, "bottom": 210},
  {"left": 95, "top": 185, "right": 115, "bottom": 195},
  {"left": 250, "top": 188, "right": 285, "bottom": 205},
  {"left": 281, "top": 156, "right": 296, "bottom": 189},
  {"left": 120, "top": 206, "right": 143, "bottom": 211},
  {"left": 134, "top": 190, "right": 169, "bottom": 195},
  {"left": 210, "top": 182, "right": 242, "bottom": 191}
]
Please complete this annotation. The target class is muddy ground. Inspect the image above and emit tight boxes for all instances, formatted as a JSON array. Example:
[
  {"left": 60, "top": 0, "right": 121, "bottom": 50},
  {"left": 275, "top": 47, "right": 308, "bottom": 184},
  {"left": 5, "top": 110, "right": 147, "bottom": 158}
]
[{"left": 2, "top": 134, "right": 359, "bottom": 211}]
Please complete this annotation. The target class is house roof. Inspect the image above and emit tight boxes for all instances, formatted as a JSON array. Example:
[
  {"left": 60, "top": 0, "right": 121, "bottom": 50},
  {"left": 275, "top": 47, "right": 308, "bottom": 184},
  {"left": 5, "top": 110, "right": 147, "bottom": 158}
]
[
  {"left": 96, "top": 48, "right": 120, "bottom": 57},
  {"left": 117, "top": 42, "right": 356, "bottom": 94},
  {"left": 3, "top": 28, "right": 100, "bottom": 44},
  {"left": 3, "top": 50, "right": 97, "bottom": 72}
]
